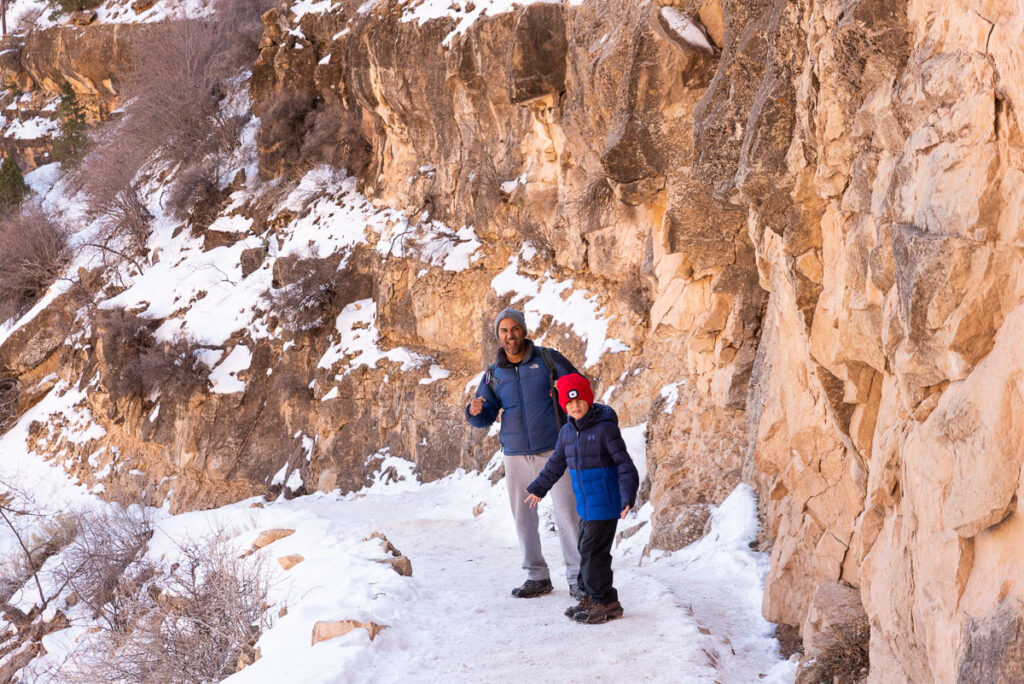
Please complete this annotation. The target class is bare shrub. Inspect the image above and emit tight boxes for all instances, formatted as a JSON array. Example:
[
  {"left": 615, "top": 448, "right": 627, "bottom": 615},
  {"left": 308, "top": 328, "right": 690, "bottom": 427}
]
[
  {"left": 798, "top": 623, "right": 871, "bottom": 684},
  {"left": 268, "top": 256, "right": 345, "bottom": 333},
  {"left": 0, "top": 205, "right": 71, "bottom": 322},
  {"left": 164, "top": 159, "right": 228, "bottom": 227},
  {"left": 565, "top": 174, "right": 613, "bottom": 234},
  {"left": 0, "top": 377, "right": 17, "bottom": 433},
  {"left": 67, "top": 535, "right": 270, "bottom": 684},
  {"left": 76, "top": 134, "right": 153, "bottom": 267},
  {"left": 53, "top": 507, "right": 153, "bottom": 632},
  {"left": 260, "top": 88, "right": 315, "bottom": 168},
  {"left": 119, "top": 0, "right": 268, "bottom": 168},
  {"left": 0, "top": 485, "right": 78, "bottom": 608},
  {"left": 78, "top": 0, "right": 269, "bottom": 251},
  {"left": 98, "top": 309, "right": 209, "bottom": 400},
  {"left": 299, "top": 104, "right": 371, "bottom": 173}
]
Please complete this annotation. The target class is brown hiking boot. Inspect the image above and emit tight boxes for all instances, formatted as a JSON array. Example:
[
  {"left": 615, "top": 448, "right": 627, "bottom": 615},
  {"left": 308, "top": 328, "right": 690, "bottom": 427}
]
[
  {"left": 564, "top": 596, "right": 594, "bottom": 618},
  {"left": 573, "top": 600, "right": 624, "bottom": 624}
]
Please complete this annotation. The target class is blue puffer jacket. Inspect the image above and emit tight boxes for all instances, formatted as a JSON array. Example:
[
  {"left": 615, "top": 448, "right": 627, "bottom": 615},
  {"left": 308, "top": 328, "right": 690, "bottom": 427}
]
[
  {"left": 526, "top": 403, "right": 640, "bottom": 521},
  {"left": 465, "top": 341, "right": 578, "bottom": 455}
]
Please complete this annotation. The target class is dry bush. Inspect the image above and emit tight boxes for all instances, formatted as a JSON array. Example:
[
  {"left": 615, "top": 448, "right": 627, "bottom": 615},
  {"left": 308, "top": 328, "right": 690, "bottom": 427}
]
[
  {"left": 259, "top": 89, "right": 371, "bottom": 175},
  {"left": 260, "top": 88, "right": 316, "bottom": 165},
  {"left": 0, "top": 205, "right": 71, "bottom": 323},
  {"left": 299, "top": 103, "right": 371, "bottom": 173},
  {"left": 99, "top": 310, "right": 209, "bottom": 400},
  {"left": 75, "top": 134, "right": 153, "bottom": 266},
  {"left": 565, "top": 174, "right": 614, "bottom": 234},
  {"left": 0, "top": 377, "right": 17, "bottom": 433},
  {"left": 0, "top": 490, "right": 78, "bottom": 608},
  {"left": 268, "top": 257, "right": 346, "bottom": 333},
  {"left": 799, "top": 623, "right": 871, "bottom": 684},
  {"left": 164, "top": 159, "right": 227, "bottom": 226},
  {"left": 120, "top": 1, "right": 265, "bottom": 167},
  {"left": 53, "top": 507, "right": 153, "bottom": 632},
  {"left": 78, "top": 0, "right": 269, "bottom": 248},
  {"left": 67, "top": 535, "right": 270, "bottom": 684}
]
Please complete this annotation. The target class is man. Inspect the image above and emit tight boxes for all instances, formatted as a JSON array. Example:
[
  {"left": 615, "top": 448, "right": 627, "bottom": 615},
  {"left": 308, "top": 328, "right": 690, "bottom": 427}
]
[{"left": 466, "top": 307, "right": 583, "bottom": 599}]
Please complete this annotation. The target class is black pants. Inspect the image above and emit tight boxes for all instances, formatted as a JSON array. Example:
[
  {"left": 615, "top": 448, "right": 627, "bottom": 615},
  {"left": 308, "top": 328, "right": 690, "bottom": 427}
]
[{"left": 576, "top": 519, "right": 618, "bottom": 605}]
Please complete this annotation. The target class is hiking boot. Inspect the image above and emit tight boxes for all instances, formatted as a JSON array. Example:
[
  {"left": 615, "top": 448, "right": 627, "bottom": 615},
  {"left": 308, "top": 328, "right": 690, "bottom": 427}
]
[
  {"left": 564, "top": 596, "right": 594, "bottom": 618},
  {"left": 511, "top": 578, "right": 553, "bottom": 598},
  {"left": 573, "top": 600, "right": 624, "bottom": 624},
  {"left": 569, "top": 582, "right": 587, "bottom": 600}
]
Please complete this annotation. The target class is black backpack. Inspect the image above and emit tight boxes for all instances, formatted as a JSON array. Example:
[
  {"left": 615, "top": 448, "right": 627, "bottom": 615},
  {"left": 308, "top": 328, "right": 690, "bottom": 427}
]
[{"left": 484, "top": 346, "right": 566, "bottom": 428}]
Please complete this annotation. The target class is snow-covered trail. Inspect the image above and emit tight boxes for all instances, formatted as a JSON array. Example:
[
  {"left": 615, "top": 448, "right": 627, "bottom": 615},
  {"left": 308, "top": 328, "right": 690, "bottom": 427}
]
[
  {"left": 360, "top": 498, "right": 714, "bottom": 682},
  {"left": 297, "top": 469, "right": 796, "bottom": 684}
]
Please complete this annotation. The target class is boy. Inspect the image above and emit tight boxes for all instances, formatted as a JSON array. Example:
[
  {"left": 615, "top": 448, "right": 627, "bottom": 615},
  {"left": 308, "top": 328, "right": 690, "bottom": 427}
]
[{"left": 524, "top": 373, "right": 639, "bottom": 624}]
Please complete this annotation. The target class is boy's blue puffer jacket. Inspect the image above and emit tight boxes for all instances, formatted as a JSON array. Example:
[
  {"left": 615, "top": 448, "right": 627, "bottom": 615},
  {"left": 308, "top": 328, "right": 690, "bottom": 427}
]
[
  {"left": 465, "top": 341, "right": 578, "bottom": 455},
  {"left": 526, "top": 403, "right": 640, "bottom": 521}
]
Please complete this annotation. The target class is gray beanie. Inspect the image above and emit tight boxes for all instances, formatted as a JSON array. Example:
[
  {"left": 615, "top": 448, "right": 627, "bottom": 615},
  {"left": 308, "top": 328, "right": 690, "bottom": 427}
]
[{"left": 494, "top": 307, "right": 527, "bottom": 340}]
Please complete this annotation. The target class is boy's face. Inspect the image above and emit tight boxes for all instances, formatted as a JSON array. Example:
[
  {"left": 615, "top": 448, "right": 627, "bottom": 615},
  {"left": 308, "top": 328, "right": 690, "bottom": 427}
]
[{"left": 565, "top": 398, "right": 590, "bottom": 420}]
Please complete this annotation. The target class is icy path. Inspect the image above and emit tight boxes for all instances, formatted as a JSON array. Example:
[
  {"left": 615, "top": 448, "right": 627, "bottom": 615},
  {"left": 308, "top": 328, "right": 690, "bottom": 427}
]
[{"left": 247, "top": 467, "right": 799, "bottom": 684}]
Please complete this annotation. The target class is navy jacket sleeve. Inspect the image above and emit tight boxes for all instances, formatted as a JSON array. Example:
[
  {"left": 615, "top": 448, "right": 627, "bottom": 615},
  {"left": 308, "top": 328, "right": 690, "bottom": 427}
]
[
  {"left": 526, "top": 431, "right": 569, "bottom": 497},
  {"left": 548, "top": 348, "right": 580, "bottom": 378},
  {"left": 602, "top": 423, "right": 639, "bottom": 509},
  {"left": 465, "top": 375, "right": 501, "bottom": 427}
]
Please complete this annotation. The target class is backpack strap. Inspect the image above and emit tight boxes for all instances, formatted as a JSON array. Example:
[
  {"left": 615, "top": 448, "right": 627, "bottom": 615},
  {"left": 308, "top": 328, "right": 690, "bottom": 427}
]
[
  {"left": 484, "top": 363, "right": 497, "bottom": 392},
  {"left": 538, "top": 346, "right": 566, "bottom": 428}
]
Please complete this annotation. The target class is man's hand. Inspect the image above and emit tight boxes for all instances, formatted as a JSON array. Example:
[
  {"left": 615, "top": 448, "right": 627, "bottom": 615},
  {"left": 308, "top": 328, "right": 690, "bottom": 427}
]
[
  {"left": 524, "top": 493, "right": 542, "bottom": 508},
  {"left": 620, "top": 505, "right": 631, "bottom": 519},
  {"left": 469, "top": 397, "right": 486, "bottom": 416}
]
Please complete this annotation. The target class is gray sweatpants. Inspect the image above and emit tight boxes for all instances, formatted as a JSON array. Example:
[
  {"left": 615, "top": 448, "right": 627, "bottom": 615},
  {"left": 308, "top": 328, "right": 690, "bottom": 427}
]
[{"left": 504, "top": 452, "right": 581, "bottom": 583}]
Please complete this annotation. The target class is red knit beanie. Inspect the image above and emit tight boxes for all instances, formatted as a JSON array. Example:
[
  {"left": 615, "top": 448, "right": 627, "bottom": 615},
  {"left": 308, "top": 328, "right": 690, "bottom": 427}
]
[{"left": 557, "top": 373, "right": 593, "bottom": 412}]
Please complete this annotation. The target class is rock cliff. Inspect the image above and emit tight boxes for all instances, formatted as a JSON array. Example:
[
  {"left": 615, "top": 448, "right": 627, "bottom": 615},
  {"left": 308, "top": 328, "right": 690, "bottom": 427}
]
[{"left": 1, "top": 0, "right": 1023, "bottom": 681}]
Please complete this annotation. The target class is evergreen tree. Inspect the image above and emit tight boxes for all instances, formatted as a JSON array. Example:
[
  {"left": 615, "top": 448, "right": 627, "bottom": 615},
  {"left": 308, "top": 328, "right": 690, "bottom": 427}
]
[
  {"left": 52, "top": 81, "right": 87, "bottom": 165},
  {"left": 0, "top": 155, "right": 28, "bottom": 209}
]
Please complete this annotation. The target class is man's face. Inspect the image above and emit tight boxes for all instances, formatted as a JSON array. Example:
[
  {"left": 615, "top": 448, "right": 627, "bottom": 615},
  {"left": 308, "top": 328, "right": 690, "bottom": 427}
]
[{"left": 497, "top": 319, "right": 525, "bottom": 357}]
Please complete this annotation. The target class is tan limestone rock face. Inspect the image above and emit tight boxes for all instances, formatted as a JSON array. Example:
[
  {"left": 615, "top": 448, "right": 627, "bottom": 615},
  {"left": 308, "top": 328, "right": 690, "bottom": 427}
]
[{"left": 692, "top": 0, "right": 1024, "bottom": 679}]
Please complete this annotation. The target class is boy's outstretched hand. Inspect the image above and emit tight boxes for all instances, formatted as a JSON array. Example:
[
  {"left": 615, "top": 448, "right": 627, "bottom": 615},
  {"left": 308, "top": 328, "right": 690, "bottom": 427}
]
[
  {"left": 524, "top": 492, "right": 542, "bottom": 508},
  {"left": 620, "top": 505, "right": 631, "bottom": 519}
]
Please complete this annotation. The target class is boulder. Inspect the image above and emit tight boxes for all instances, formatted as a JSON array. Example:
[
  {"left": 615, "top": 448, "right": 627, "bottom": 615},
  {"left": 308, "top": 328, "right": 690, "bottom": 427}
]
[{"left": 311, "top": 620, "right": 387, "bottom": 645}]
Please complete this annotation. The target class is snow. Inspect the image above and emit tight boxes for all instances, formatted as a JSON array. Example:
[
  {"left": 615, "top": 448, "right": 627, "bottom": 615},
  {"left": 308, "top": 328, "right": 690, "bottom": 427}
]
[
  {"left": 399, "top": 0, "right": 564, "bottom": 45},
  {"left": 621, "top": 422, "right": 648, "bottom": 485},
  {"left": 208, "top": 213, "right": 254, "bottom": 234},
  {"left": 292, "top": 0, "right": 333, "bottom": 20},
  {"left": 2, "top": 115, "right": 59, "bottom": 140},
  {"left": 209, "top": 344, "right": 253, "bottom": 394},
  {"left": 418, "top": 364, "right": 451, "bottom": 385},
  {"left": 318, "top": 299, "right": 428, "bottom": 375},
  {"left": 661, "top": 381, "right": 685, "bottom": 413}
]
